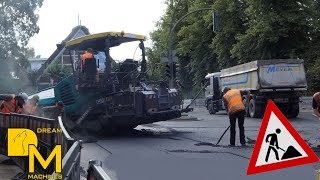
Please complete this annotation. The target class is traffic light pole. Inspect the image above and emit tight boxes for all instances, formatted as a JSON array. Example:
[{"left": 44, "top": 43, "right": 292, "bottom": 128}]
[
  {"left": 167, "top": 2, "right": 215, "bottom": 88},
  {"left": 167, "top": 0, "right": 183, "bottom": 89}
]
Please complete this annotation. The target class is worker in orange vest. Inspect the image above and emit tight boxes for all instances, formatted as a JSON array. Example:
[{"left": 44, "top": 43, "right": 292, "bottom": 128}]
[
  {"left": 223, "top": 87, "right": 247, "bottom": 146},
  {"left": 81, "top": 48, "right": 94, "bottom": 71},
  {"left": 312, "top": 91, "right": 320, "bottom": 119},
  {"left": 24, "top": 95, "right": 40, "bottom": 115},
  {"left": 81, "top": 48, "right": 99, "bottom": 82},
  {"left": 0, "top": 93, "right": 28, "bottom": 114}
]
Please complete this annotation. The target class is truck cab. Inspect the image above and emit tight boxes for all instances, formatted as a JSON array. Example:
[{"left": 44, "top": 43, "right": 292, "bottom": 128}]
[{"left": 205, "top": 72, "right": 225, "bottom": 114}]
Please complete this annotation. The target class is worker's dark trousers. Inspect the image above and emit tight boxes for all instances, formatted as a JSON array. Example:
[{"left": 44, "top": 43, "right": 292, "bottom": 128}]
[{"left": 229, "top": 110, "right": 246, "bottom": 145}]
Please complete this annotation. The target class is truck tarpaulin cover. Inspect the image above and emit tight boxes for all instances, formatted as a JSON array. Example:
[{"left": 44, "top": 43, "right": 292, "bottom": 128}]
[{"left": 259, "top": 63, "right": 307, "bottom": 88}]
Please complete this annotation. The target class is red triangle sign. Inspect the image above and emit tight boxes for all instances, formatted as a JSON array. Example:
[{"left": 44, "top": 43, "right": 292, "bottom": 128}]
[{"left": 247, "top": 100, "right": 319, "bottom": 175}]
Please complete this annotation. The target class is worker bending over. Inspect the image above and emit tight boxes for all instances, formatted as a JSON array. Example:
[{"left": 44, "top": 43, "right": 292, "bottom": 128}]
[
  {"left": 223, "top": 87, "right": 247, "bottom": 146},
  {"left": 0, "top": 93, "right": 28, "bottom": 114},
  {"left": 24, "top": 95, "right": 40, "bottom": 116}
]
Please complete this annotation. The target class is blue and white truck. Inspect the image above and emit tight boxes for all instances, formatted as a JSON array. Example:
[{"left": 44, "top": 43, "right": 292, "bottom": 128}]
[{"left": 205, "top": 59, "right": 307, "bottom": 118}]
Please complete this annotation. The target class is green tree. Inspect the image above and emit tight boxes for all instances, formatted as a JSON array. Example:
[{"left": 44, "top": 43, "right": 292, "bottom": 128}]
[
  {"left": 231, "top": 0, "right": 315, "bottom": 63},
  {"left": 147, "top": 0, "right": 185, "bottom": 81},
  {"left": 302, "top": 0, "right": 320, "bottom": 93},
  {"left": 0, "top": 0, "right": 43, "bottom": 93},
  {"left": 149, "top": 0, "right": 320, "bottom": 94},
  {"left": 147, "top": 0, "right": 216, "bottom": 94},
  {"left": 177, "top": 0, "right": 217, "bottom": 87},
  {"left": 212, "top": 0, "right": 246, "bottom": 68},
  {"left": 47, "top": 62, "right": 72, "bottom": 83}
]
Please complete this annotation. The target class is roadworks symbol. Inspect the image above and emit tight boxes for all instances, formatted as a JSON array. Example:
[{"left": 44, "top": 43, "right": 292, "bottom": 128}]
[
  {"left": 264, "top": 128, "right": 302, "bottom": 163},
  {"left": 7, "top": 128, "right": 62, "bottom": 173},
  {"left": 247, "top": 100, "right": 319, "bottom": 175}
]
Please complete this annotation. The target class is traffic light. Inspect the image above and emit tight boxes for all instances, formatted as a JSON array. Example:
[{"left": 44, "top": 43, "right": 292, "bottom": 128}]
[
  {"left": 213, "top": 12, "right": 221, "bottom": 33},
  {"left": 165, "top": 63, "right": 171, "bottom": 78},
  {"left": 173, "top": 63, "right": 179, "bottom": 79}
]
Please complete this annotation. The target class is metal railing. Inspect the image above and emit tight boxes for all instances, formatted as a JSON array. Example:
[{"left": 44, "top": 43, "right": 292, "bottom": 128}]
[
  {"left": 87, "top": 160, "right": 112, "bottom": 180},
  {"left": 60, "top": 141, "right": 82, "bottom": 180},
  {"left": 0, "top": 110, "right": 112, "bottom": 180},
  {"left": 0, "top": 112, "right": 80, "bottom": 179}
]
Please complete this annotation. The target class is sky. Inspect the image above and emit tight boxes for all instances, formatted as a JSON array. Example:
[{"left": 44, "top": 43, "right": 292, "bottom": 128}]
[{"left": 28, "top": 0, "right": 167, "bottom": 60}]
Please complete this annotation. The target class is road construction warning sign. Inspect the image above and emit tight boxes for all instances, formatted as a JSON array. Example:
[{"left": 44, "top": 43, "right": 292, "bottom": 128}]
[{"left": 247, "top": 100, "right": 319, "bottom": 175}]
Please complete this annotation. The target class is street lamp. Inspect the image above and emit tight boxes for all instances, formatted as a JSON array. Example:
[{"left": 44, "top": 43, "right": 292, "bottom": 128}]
[{"left": 166, "top": 0, "right": 215, "bottom": 88}]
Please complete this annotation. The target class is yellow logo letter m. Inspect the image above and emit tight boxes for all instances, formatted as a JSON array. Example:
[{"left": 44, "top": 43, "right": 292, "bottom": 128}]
[{"left": 29, "top": 145, "right": 62, "bottom": 173}]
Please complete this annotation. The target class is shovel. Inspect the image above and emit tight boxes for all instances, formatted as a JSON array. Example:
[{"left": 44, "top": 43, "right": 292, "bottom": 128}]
[{"left": 216, "top": 125, "right": 230, "bottom": 145}]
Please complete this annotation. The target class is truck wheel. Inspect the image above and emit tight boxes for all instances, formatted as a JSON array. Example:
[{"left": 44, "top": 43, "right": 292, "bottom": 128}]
[
  {"left": 249, "top": 99, "right": 261, "bottom": 118},
  {"left": 288, "top": 104, "right": 299, "bottom": 118},
  {"left": 208, "top": 100, "right": 216, "bottom": 114},
  {"left": 243, "top": 98, "right": 250, "bottom": 117}
]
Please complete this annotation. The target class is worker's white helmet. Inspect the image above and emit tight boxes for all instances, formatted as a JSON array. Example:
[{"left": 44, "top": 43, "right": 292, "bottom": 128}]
[{"left": 18, "top": 92, "right": 28, "bottom": 104}]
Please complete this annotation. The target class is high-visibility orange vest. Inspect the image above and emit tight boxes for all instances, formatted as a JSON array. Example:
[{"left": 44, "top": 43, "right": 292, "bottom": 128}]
[
  {"left": 1, "top": 98, "right": 17, "bottom": 113},
  {"left": 16, "top": 107, "right": 23, "bottom": 114},
  {"left": 223, "top": 89, "right": 245, "bottom": 114},
  {"left": 81, "top": 52, "right": 94, "bottom": 70}
]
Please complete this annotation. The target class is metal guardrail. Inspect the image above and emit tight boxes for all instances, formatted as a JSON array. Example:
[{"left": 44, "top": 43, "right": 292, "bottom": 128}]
[
  {"left": 87, "top": 160, "right": 112, "bottom": 180},
  {"left": 57, "top": 116, "right": 112, "bottom": 180},
  {"left": 0, "top": 110, "right": 112, "bottom": 180},
  {"left": 0, "top": 111, "right": 82, "bottom": 179},
  {"left": 56, "top": 116, "right": 75, "bottom": 158},
  {"left": 60, "top": 140, "right": 82, "bottom": 180}
]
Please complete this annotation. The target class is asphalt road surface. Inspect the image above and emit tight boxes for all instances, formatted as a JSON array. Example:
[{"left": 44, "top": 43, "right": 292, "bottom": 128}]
[{"left": 80, "top": 107, "right": 320, "bottom": 180}]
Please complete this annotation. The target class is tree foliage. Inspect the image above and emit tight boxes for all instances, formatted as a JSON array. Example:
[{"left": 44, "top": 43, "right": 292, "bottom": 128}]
[
  {"left": 47, "top": 62, "right": 72, "bottom": 82},
  {"left": 232, "top": 0, "right": 315, "bottom": 62},
  {"left": 148, "top": 0, "right": 320, "bottom": 94},
  {"left": 178, "top": 0, "right": 217, "bottom": 85},
  {"left": 0, "top": 0, "right": 43, "bottom": 93},
  {"left": 212, "top": 0, "right": 246, "bottom": 68}
]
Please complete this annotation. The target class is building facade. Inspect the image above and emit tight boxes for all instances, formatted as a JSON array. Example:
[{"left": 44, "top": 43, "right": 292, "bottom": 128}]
[
  {"left": 28, "top": 58, "right": 48, "bottom": 71},
  {"left": 35, "top": 25, "right": 90, "bottom": 90}
]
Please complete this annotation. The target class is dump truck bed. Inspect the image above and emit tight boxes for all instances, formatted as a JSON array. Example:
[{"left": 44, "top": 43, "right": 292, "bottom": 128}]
[{"left": 220, "top": 59, "right": 307, "bottom": 91}]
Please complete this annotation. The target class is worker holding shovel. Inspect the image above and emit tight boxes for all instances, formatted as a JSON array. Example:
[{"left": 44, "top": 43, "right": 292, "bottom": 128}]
[
  {"left": 265, "top": 129, "right": 281, "bottom": 162},
  {"left": 265, "top": 128, "right": 303, "bottom": 162}
]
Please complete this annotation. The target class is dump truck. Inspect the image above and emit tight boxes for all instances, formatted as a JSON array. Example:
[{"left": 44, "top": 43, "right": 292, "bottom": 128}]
[
  {"left": 205, "top": 59, "right": 307, "bottom": 118},
  {"left": 31, "top": 31, "right": 192, "bottom": 133}
]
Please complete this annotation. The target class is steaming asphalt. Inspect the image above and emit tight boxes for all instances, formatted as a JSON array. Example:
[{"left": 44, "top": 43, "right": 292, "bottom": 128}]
[{"left": 79, "top": 107, "right": 320, "bottom": 180}]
